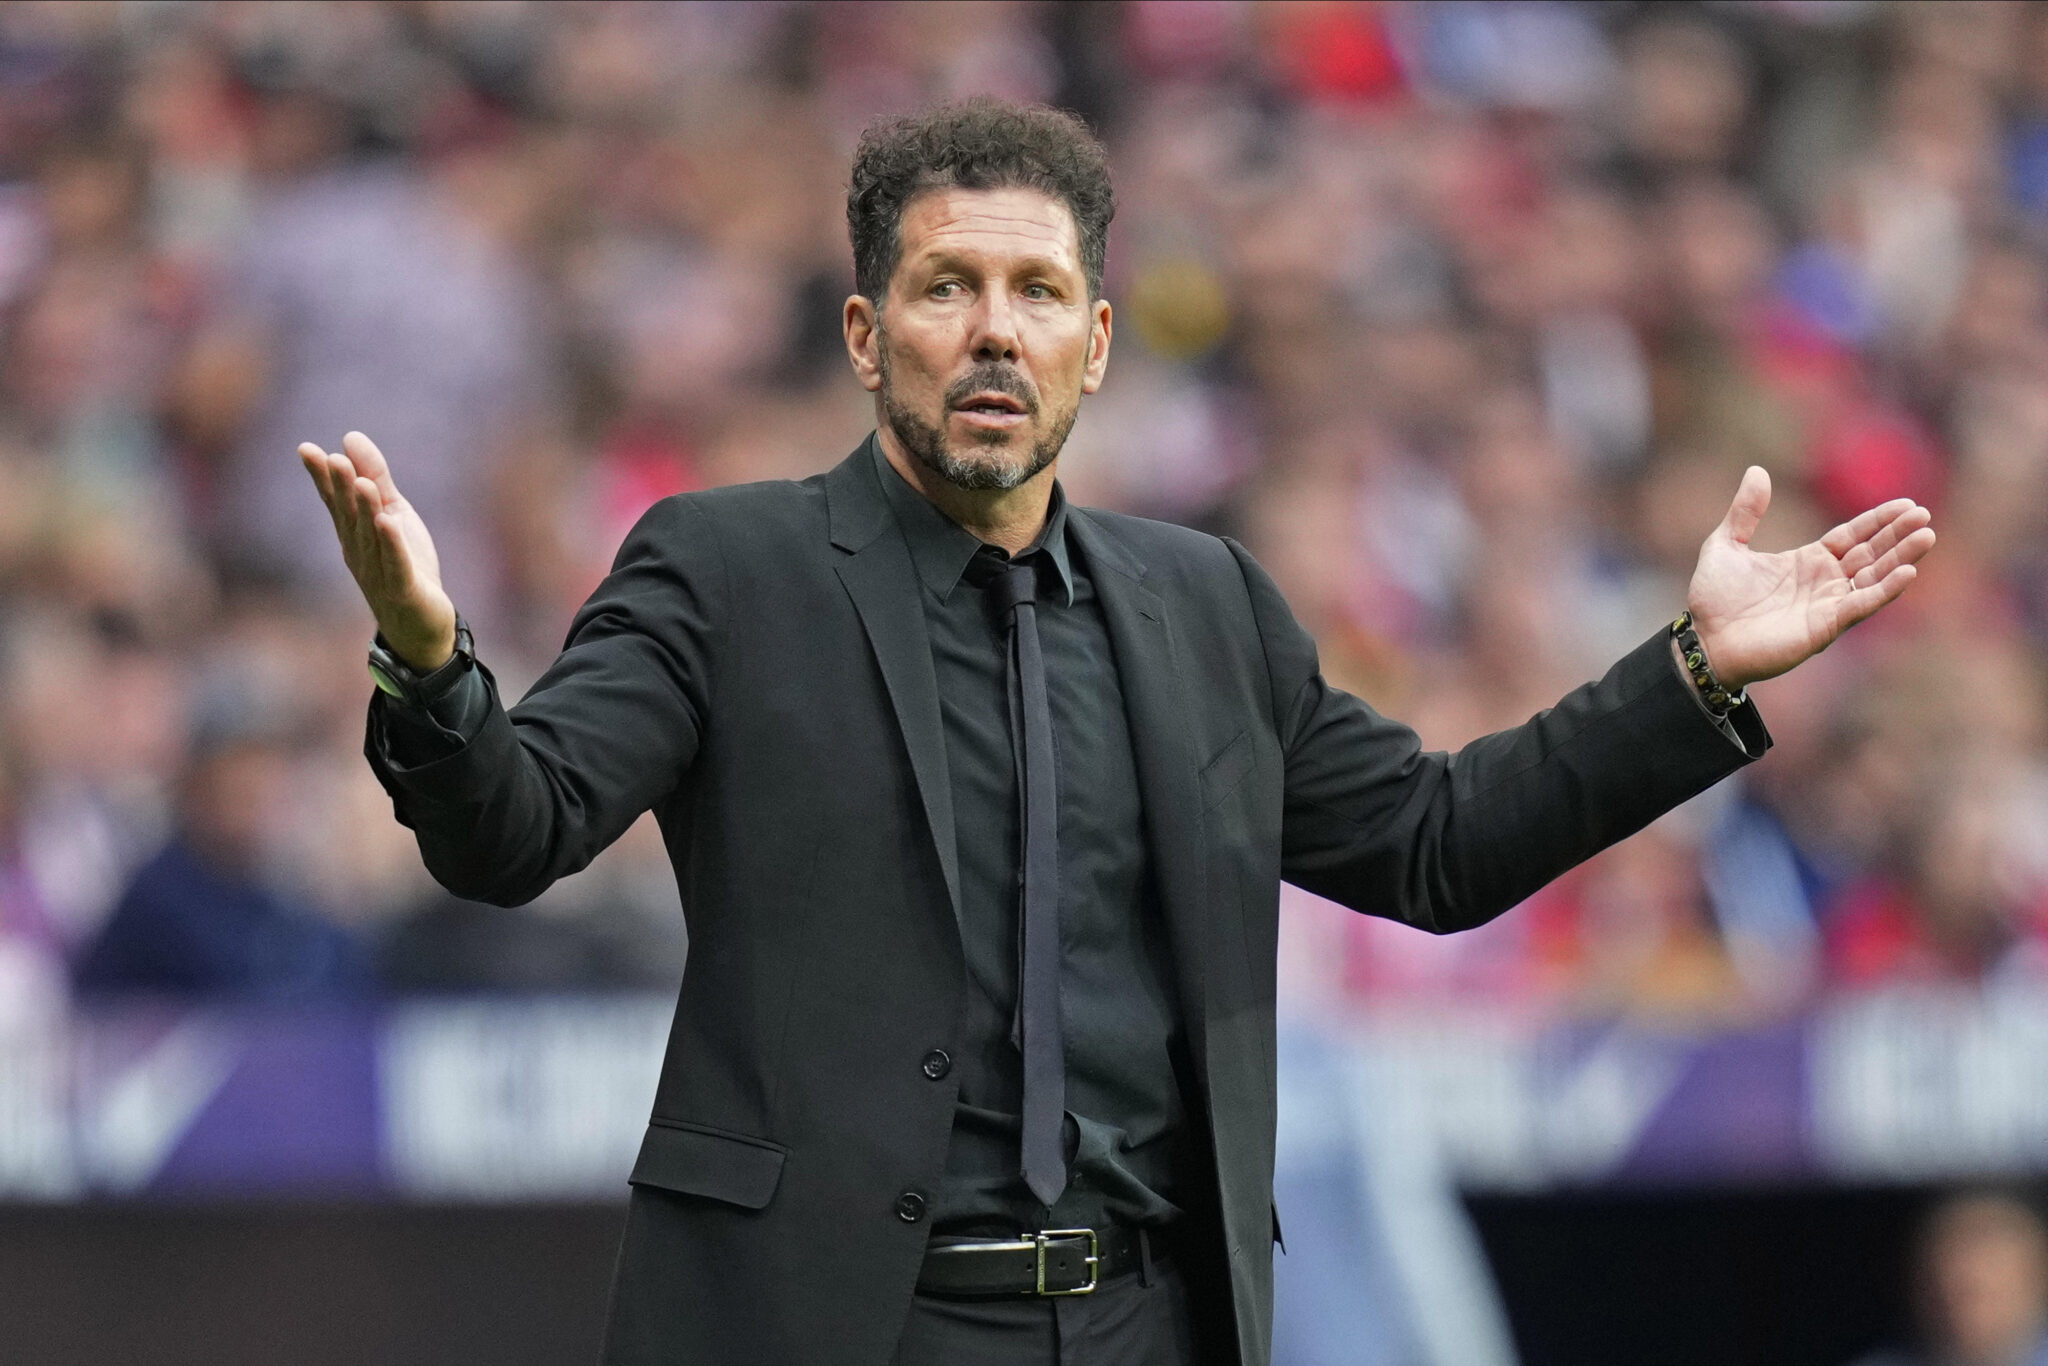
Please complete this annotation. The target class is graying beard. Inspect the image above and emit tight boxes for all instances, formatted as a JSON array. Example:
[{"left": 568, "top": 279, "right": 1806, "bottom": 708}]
[{"left": 877, "top": 338, "right": 1075, "bottom": 492}]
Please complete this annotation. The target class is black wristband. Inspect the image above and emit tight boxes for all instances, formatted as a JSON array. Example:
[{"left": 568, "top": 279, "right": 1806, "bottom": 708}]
[{"left": 1670, "top": 611, "right": 1746, "bottom": 717}]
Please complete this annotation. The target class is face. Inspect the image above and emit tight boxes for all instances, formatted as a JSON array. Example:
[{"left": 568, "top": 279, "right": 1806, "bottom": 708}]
[
  {"left": 846, "top": 185, "right": 1111, "bottom": 492},
  {"left": 1923, "top": 1198, "right": 2048, "bottom": 1362},
  {"left": 182, "top": 742, "right": 288, "bottom": 872}
]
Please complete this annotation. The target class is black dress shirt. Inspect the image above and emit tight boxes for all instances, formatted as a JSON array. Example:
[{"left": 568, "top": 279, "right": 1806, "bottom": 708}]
[
  {"left": 870, "top": 445, "right": 1192, "bottom": 1233},
  {"left": 383, "top": 447, "right": 1196, "bottom": 1234}
]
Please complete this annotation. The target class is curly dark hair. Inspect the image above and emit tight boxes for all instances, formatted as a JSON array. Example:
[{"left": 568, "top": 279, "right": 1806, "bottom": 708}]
[{"left": 847, "top": 97, "right": 1114, "bottom": 305}]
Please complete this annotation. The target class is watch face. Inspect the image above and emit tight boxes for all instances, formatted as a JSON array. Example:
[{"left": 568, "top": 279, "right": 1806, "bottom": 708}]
[{"left": 368, "top": 658, "right": 407, "bottom": 697}]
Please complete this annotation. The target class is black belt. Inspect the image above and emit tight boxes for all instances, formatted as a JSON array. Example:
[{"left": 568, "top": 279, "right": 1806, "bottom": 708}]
[{"left": 916, "top": 1225, "right": 1168, "bottom": 1298}]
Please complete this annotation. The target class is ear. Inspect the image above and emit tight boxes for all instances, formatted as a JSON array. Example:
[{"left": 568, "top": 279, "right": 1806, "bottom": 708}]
[
  {"left": 844, "top": 295, "right": 883, "bottom": 393},
  {"left": 1081, "top": 298, "right": 1112, "bottom": 395}
]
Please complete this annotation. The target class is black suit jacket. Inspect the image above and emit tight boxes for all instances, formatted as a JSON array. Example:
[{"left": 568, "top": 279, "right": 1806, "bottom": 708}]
[{"left": 368, "top": 437, "right": 1767, "bottom": 1366}]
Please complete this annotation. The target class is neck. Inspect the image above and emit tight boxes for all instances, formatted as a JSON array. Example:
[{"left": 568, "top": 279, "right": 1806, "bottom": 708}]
[{"left": 876, "top": 424, "right": 1056, "bottom": 554}]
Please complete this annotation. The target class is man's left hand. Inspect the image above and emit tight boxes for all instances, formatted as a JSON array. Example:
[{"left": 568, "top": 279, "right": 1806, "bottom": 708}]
[{"left": 1688, "top": 465, "right": 1935, "bottom": 690}]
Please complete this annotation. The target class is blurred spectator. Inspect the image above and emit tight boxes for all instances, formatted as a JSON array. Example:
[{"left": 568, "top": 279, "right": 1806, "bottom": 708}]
[
  {"left": 73, "top": 685, "right": 370, "bottom": 1000},
  {"left": 1854, "top": 1190, "right": 2048, "bottom": 1366},
  {"left": 1821, "top": 755, "right": 2048, "bottom": 989},
  {"left": 0, "top": 605, "right": 179, "bottom": 954},
  {"left": 169, "top": 53, "right": 552, "bottom": 636},
  {"left": 0, "top": 729, "right": 66, "bottom": 1024}
]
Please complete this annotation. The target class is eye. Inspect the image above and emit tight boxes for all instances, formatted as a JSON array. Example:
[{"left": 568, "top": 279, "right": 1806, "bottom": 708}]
[
  {"left": 930, "top": 280, "right": 962, "bottom": 299},
  {"left": 1023, "top": 283, "right": 1053, "bottom": 300}
]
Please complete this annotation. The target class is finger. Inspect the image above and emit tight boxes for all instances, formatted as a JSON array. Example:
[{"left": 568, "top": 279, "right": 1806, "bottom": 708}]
[
  {"left": 304, "top": 444, "right": 364, "bottom": 546},
  {"left": 342, "top": 430, "right": 402, "bottom": 504},
  {"left": 373, "top": 510, "right": 417, "bottom": 590},
  {"left": 352, "top": 473, "right": 384, "bottom": 515},
  {"left": 1839, "top": 562, "right": 1918, "bottom": 630},
  {"left": 1838, "top": 504, "right": 1931, "bottom": 577},
  {"left": 1850, "top": 525, "right": 1937, "bottom": 589},
  {"left": 1821, "top": 497, "right": 1918, "bottom": 557},
  {"left": 328, "top": 450, "right": 363, "bottom": 507},
  {"left": 301, "top": 445, "right": 353, "bottom": 542},
  {"left": 348, "top": 475, "right": 387, "bottom": 576},
  {"left": 1716, "top": 466, "right": 1772, "bottom": 546},
  {"left": 324, "top": 452, "right": 362, "bottom": 541},
  {"left": 299, "top": 442, "right": 338, "bottom": 507}
]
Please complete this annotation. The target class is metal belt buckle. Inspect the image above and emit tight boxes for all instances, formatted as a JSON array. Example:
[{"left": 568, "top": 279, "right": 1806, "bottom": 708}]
[{"left": 1034, "top": 1228, "right": 1099, "bottom": 1296}]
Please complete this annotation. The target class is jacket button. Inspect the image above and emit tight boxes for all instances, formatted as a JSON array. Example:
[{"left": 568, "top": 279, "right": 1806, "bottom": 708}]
[
  {"left": 896, "top": 1191, "right": 926, "bottom": 1223},
  {"left": 921, "top": 1049, "right": 952, "bottom": 1080}
]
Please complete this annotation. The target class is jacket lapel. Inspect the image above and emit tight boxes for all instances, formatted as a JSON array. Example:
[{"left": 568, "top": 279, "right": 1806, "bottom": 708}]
[
  {"left": 1066, "top": 510, "right": 1212, "bottom": 1071},
  {"left": 825, "top": 440, "right": 964, "bottom": 935},
  {"left": 823, "top": 452, "right": 1213, "bottom": 1062}
]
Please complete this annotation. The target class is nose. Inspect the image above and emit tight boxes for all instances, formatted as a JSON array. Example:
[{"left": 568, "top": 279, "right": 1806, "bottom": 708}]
[{"left": 968, "top": 290, "right": 1020, "bottom": 363}]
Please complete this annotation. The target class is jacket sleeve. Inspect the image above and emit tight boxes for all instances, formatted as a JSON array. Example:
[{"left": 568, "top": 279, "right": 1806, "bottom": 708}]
[
  {"left": 365, "top": 495, "right": 727, "bottom": 906},
  {"left": 377, "top": 654, "right": 492, "bottom": 761},
  {"left": 1226, "top": 539, "right": 1770, "bottom": 933}
]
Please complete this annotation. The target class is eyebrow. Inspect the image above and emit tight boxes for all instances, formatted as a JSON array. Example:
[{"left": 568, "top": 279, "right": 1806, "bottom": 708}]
[{"left": 914, "top": 247, "right": 1078, "bottom": 283}]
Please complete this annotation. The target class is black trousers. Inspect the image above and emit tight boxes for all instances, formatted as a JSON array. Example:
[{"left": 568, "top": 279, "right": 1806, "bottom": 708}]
[{"left": 889, "top": 1257, "right": 1202, "bottom": 1366}]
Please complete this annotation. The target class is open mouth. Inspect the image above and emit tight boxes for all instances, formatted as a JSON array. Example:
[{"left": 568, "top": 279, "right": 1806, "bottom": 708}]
[{"left": 953, "top": 391, "right": 1028, "bottom": 418}]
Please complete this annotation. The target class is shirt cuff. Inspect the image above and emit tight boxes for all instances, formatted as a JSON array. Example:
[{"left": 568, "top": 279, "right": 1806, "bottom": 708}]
[
  {"left": 1668, "top": 636, "right": 1769, "bottom": 758},
  {"left": 377, "top": 660, "right": 490, "bottom": 762}
]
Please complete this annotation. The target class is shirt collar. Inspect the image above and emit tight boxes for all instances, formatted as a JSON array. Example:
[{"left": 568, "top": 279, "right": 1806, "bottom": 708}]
[{"left": 870, "top": 435, "right": 1076, "bottom": 606}]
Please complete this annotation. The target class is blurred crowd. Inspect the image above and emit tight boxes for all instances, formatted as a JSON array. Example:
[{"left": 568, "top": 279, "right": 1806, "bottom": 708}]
[{"left": 0, "top": 0, "right": 2041, "bottom": 1020}]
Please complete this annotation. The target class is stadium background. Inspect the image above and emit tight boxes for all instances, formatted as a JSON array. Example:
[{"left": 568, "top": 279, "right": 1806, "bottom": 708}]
[{"left": 0, "top": 2, "right": 2043, "bottom": 1363}]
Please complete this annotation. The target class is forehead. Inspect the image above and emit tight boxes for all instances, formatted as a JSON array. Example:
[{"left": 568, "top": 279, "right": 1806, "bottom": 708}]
[{"left": 895, "top": 185, "right": 1082, "bottom": 275}]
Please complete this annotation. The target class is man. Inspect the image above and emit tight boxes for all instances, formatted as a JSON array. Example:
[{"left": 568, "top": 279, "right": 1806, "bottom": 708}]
[
  {"left": 300, "top": 101, "right": 1933, "bottom": 1366},
  {"left": 1855, "top": 1191, "right": 2048, "bottom": 1366},
  {"left": 76, "top": 688, "right": 371, "bottom": 1001}
]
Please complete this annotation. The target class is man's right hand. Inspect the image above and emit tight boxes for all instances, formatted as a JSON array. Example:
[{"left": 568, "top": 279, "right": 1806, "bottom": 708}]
[{"left": 299, "top": 431, "right": 458, "bottom": 671}]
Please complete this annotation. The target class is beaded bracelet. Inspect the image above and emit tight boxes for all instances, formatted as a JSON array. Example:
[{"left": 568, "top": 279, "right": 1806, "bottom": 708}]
[{"left": 1670, "top": 610, "right": 1746, "bottom": 717}]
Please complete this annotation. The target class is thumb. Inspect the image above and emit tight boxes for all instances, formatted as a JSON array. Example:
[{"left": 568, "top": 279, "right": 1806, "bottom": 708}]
[{"left": 1717, "top": 465, "right": 1771, "bottom": 546}]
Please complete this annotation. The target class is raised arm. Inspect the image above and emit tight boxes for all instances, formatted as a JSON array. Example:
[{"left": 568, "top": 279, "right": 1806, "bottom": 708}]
[
  {"left": 1255, "top": 470, "right": 1932, "bottom": 932},
  {"left": 302, "top": 432, "right": 722, "bottom": 906}
]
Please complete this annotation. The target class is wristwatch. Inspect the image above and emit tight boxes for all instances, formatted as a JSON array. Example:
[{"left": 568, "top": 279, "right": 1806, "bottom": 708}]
[{"left": 368, "top": 615, "right": 475, "bottom": 706}]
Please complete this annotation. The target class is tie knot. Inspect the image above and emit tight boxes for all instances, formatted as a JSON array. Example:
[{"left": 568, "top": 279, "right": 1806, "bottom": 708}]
[{"left": 987, "top": 561, "right": 1039, "bottom": 615}]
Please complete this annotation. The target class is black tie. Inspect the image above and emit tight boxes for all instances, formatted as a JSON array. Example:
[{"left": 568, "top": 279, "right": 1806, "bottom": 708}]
[{"left": 990, "top": 561, "right": 1065, "bottom": 1208}]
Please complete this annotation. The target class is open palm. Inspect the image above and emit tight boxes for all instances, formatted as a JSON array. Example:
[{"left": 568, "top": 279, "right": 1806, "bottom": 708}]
[
  {"left": 1688, "top": 466, "right": 1934, "bottom": 690},
  {"left": 299, "top": 430, "right": 458, "bottom": 670}
]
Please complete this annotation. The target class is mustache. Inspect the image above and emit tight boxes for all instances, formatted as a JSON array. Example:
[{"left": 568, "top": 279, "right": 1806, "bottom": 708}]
[{"left": 944, "top": 364, "right": 1039, "bottom": 415}]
